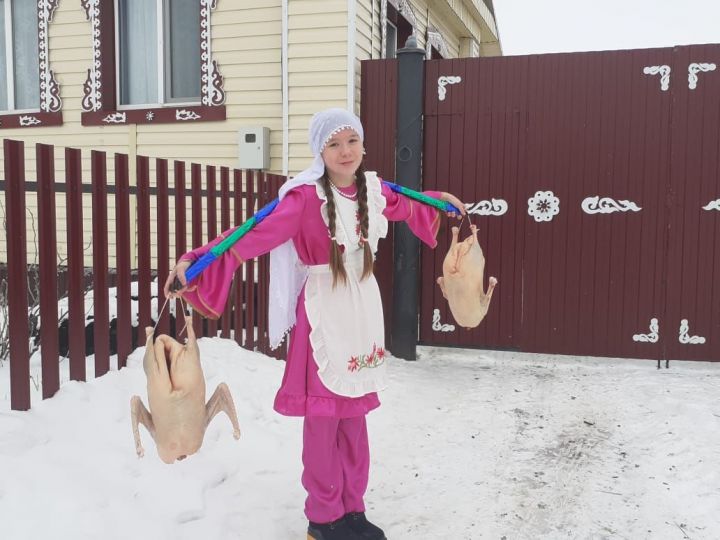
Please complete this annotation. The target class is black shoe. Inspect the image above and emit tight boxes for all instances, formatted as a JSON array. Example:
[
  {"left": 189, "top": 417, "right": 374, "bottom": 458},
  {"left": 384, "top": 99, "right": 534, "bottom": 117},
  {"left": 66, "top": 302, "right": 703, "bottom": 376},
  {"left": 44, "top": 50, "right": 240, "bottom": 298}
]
[
  {"left": 307, "top": 517, "right": 365, "bottom": 540},
  {"left": 345, "top": 512, "right": 386, "bottom": 539}
]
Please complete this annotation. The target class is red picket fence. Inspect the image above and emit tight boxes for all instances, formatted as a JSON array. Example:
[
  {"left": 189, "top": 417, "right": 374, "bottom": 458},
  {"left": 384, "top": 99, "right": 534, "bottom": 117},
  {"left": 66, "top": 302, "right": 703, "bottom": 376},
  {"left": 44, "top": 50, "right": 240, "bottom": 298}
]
[{"left": 2, "top": 138, "right": 285, "bottom": 411}]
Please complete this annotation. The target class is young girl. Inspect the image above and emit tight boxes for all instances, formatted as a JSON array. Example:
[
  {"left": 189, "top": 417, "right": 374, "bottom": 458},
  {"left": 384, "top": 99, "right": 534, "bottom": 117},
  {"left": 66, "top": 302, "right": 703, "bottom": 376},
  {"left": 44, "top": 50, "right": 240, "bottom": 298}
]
[{"left": 164, "top": 108, "right": 465, "bottom": 540}]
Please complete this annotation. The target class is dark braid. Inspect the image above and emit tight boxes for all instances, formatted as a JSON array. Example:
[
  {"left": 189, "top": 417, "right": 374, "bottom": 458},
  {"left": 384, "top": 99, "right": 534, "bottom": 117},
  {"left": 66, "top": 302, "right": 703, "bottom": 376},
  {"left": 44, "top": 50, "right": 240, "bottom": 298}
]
[
  {"left": 355, "top": 165, "right": 374, "bottom": 280},
  {"left": 320, "top": 173, "right": 348, "bottom": 287}
]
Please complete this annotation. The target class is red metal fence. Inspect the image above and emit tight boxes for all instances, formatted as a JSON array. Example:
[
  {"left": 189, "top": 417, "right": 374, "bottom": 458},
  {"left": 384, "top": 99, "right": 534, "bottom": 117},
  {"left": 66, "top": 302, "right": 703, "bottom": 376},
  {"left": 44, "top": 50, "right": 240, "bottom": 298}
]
[
  {"left": 362, "top": 44, "right": 720, "bottom": 362},
  {"left": 2, "top": 139, "right": 284, "bottom": 411}
]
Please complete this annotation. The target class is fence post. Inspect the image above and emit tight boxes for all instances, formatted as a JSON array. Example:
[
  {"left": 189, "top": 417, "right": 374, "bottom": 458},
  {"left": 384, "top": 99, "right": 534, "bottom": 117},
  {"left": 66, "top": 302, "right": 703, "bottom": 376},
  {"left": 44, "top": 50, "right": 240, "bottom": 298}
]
[
  {"left": 65, "top": 148, "right": 86, "bottom": 381},
  {"left": 91, "top": 150, "right": 110, "bottom": 376},
  {"left": 36, "top": 143, "right": 60, "bottom": 398},
  {"left": 3, "top": 140, "right": 31, "bottom": 410},
  {"left": 391, "top": 35, "right": 425, "bottom": 361}
]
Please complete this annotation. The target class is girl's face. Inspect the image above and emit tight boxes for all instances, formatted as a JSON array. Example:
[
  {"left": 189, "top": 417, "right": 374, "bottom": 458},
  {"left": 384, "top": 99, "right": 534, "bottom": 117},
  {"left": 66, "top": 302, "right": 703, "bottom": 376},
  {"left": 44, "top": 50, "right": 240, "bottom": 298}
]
[{"left": 321, "top": 128, "right": 363, "bottom": 185}]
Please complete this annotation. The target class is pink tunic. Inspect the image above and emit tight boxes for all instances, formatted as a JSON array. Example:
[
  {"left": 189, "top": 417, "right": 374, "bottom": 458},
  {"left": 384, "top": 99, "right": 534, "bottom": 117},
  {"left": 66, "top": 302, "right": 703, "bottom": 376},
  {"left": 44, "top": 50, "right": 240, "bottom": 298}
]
[{"left": 179, "top": 181, "right": 441, "bottom": 418}]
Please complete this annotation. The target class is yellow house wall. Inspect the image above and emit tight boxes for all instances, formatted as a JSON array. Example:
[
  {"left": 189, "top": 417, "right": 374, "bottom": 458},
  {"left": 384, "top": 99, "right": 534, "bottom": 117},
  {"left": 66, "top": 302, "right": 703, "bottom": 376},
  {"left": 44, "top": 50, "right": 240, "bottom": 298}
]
[{"left": 0, "top": 0, "right": 498, "bottom": 267}]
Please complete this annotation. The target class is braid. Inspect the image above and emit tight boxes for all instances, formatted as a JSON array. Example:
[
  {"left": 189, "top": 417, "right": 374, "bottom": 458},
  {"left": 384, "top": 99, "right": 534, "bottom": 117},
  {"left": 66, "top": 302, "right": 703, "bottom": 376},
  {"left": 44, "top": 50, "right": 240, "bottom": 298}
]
[
  {"left": 320, "top": 174, "right": 347, "bottom": 287},
  {"left": 355, "top": 166, "right": 374, "bottom": 280}
]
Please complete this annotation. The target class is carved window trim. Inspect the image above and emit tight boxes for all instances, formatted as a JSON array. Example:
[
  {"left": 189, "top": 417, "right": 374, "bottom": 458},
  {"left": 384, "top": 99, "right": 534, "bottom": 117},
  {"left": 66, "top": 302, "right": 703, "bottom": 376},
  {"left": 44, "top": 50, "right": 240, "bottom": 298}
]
[
  {"left": 80, "top": 0, "right": 226, "bottom": 126},
  {"left": 425, "top": 25, "right": 449, "bottom": 59},
  {"left": 381, "top": 0, "right": 416, "bottom": 59},
  {"left": 0, "top": 0, "right": 63, "bottom": 130}
]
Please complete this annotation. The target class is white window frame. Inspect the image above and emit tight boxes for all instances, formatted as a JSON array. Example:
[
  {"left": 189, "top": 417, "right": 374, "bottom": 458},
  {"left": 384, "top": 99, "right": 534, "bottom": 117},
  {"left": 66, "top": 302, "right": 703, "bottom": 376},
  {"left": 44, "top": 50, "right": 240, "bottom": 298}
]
[
  {"left": 1, "top": 0, "right": 39, "bottom": 114},
  {"left": 385, "top": 20, "right": 397, "bottom": 59},
  {"left": 114, "top": 0, "right": 201, "bottom": 110}
]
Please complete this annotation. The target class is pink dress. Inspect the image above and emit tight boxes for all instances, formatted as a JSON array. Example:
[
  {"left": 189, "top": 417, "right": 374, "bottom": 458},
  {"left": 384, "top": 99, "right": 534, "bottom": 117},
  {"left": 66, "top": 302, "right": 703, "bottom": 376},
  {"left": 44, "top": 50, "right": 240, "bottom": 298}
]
[{"left": 179, "top": 180, "right": 441, "bottom": 418}]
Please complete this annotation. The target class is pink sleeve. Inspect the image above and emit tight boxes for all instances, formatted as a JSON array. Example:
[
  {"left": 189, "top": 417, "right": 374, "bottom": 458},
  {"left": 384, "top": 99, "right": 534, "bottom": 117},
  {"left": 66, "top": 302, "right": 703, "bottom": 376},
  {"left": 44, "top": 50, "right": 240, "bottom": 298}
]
[
  {"left": 381, "top": 181, "right": 442, "bottom": 248},
  {"left": 178, "top": 189, "right": 305, "bottom": 319}
]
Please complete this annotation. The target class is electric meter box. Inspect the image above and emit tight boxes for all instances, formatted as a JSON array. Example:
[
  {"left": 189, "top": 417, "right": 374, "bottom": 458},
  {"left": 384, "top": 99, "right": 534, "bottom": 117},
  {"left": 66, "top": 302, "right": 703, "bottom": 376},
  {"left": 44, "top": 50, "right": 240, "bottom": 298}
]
[{"left": 238, "top": 127, "right": 270, "bottom": 170}]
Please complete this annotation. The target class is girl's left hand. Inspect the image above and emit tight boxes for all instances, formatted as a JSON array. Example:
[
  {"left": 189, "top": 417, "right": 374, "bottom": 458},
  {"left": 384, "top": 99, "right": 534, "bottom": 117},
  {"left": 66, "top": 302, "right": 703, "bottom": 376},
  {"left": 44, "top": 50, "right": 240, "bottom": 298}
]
[{"left": 440, "top": 192, "right": 466, "bottom": 219}]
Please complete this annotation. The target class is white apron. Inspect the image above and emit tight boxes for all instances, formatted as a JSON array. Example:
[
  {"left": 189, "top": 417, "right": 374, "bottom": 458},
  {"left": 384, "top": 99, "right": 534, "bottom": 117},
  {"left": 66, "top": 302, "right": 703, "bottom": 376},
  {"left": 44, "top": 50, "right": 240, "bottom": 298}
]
[{"left": 304, "top": 173, "right": 389, "bottom": 397}]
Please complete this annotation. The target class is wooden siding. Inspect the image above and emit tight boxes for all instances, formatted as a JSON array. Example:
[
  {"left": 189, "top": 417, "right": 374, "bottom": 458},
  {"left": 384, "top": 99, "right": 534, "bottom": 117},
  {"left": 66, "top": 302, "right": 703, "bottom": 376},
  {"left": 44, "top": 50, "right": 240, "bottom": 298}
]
[
  {"left": 287, "top": 0, "right": 349, "bottom": 173},
  {"left": 0, "top": 0, "right": 496, "bottom": 266}
]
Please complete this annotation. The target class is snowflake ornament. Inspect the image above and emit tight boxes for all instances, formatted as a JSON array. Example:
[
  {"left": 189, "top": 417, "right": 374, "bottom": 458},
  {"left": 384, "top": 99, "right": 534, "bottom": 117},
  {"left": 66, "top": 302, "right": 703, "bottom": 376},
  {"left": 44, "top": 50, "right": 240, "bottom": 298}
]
[{"left": 528, "top": 190, "right": 560, "bottom": 222}]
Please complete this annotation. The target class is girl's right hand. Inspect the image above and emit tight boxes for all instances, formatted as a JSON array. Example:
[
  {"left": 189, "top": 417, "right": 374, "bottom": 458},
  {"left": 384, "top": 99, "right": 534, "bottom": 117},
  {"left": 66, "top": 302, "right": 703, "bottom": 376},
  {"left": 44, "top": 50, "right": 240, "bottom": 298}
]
[{"left": 163, "top": 260, "right": 192, "bottom": 298}]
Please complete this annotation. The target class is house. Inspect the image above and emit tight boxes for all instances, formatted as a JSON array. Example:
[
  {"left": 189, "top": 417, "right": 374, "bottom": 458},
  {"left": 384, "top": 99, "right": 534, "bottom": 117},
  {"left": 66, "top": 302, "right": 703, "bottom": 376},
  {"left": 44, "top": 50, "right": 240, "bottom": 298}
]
[{"left": 0, "top": 0, "right": 500, "bottom": 262}]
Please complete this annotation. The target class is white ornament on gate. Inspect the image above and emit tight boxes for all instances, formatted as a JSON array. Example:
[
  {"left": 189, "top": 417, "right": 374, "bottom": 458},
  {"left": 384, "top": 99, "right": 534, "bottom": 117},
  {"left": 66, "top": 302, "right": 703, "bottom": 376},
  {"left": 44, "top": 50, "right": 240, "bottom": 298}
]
[
  {"left": 438, "top": 76, "right": 462, "bottom": 101},
  {"left": 688, "top": 63, "right": 716, "bottom": 90},
  {"left": 632, "top": 318, "right": 659, "bottom": 343},
  {"left": 581, "top": 196, "right": 642, "bottom": 214},
  {"left": 466, "top": 198, "right": 508, "bottom": 216},
  {"left": 702, "top": 199, "right": 720, "bottom": 211},
  {"left": 432, "top": 309, "right": 455, "bottom": 332},
  {"left": 643, "top": 65, "right": 671, "bottom": 91},
  {"left": 678, "top": 319, "right": 706, "bottom": 345},
  {"left": 527, "top": 190, "right": 560, "bottom": 222}
]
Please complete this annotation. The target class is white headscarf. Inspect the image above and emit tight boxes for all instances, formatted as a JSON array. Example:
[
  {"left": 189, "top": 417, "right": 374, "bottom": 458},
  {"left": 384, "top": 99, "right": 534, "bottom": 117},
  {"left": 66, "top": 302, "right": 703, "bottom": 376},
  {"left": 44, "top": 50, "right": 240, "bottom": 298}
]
[{"left": 268, "top": 108, "right": 365, "bottom": 349}]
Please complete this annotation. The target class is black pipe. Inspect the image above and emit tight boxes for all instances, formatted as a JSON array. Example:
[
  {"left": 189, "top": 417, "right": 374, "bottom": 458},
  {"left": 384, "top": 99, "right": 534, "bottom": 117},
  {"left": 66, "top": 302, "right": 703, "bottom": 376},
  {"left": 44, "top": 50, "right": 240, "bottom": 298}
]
[{"left": 391, "top": 35, "right": 425, "bottom": 361}]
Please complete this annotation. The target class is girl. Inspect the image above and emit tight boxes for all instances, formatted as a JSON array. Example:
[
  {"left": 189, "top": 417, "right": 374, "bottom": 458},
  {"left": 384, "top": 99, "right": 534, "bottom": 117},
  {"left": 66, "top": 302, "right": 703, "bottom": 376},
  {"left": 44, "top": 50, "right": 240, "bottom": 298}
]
[{"left": 164, "top": 108, "right": 465, "bottom": 540}]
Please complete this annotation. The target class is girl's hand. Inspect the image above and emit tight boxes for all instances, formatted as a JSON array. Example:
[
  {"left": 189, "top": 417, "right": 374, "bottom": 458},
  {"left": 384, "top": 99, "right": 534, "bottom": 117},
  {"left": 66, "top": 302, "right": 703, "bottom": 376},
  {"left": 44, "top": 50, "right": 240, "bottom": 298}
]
[
  {"left": 440, "top": 192, "right": 466, "bottom": 219},
  {"left": 163, "top": 260, "right": 192, "bottom": 298}
]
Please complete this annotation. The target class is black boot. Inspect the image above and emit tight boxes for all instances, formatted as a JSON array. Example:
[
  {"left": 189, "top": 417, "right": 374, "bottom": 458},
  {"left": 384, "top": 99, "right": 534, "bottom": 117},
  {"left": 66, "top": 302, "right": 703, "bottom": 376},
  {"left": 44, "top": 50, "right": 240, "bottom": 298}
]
[
  {"left": 345, "top": 512, "right": 386, "bottom": 540},
  {"left": 307, "top": 516, "right": 365, "bottom": 540}
]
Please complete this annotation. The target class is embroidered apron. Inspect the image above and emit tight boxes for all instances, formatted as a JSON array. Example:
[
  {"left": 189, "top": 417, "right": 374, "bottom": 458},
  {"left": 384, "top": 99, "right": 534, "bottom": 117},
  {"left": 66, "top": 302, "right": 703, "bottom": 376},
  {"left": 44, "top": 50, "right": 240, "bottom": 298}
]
[{"left": 304, "top": 176, "right": 388, "bottom": 397}]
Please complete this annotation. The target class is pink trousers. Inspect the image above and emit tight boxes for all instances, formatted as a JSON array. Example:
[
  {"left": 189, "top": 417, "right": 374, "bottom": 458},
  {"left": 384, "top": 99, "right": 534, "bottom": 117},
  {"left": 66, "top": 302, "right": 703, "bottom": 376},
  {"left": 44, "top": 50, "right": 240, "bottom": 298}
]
[{"left": 302, "top": 415, "right": 370, "bottom": 523}]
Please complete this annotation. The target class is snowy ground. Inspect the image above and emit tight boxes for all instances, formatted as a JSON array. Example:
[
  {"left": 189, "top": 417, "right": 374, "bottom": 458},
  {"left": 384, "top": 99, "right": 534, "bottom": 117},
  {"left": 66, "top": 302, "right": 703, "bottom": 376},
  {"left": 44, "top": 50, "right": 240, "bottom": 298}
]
[{"left": 1, "top": 340, "right": 719, "bottom": 540}]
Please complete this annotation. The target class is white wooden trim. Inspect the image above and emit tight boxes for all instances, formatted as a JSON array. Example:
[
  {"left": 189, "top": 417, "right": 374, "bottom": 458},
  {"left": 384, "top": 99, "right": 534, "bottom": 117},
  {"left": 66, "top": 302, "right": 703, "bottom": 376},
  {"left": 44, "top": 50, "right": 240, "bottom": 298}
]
[
  {"left": 113, "top": 0, "right": 121, "bottom": 106},
  {"left": 282, "top": 0, "right": 289, "bottom": 176},
  {"left": 156, "top": 0, "right": 164, "bottom": 103},
  {"left": 347, "top": 0, "right": 356, "bottom": 112},
  {"left": 4, "top": 0, "right": 15, "bottom": 109}
]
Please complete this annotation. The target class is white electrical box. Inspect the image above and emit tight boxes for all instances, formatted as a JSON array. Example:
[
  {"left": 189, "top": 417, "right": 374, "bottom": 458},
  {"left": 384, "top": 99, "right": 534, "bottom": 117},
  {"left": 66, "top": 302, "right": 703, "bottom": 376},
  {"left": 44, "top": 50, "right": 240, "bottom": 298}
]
[{"left": 238, "top": 127, "right": 270, "bottom": 170}]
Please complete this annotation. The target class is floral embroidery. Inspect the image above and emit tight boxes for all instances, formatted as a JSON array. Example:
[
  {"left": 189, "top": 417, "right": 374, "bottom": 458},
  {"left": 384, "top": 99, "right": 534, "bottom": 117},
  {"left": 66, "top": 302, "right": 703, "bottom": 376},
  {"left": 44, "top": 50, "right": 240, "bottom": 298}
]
[{"left": 348, "top": 343, "right": 386, "bottom": 372}]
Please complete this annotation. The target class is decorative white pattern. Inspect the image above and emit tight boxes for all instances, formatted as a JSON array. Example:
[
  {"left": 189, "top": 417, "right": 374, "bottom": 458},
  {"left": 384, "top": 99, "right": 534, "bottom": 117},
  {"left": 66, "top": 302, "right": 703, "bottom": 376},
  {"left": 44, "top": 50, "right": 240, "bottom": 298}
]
[
  {"left": 38, "top": 1, "right": 61, "bottom": 113},
  {"left": 145, "top": 111, "right": 155, "bottom": 121},
  {"left": 643, "top": 65, "right": 671, "bottom": 91},
  {"left": 176, "top": 109, "right": 201, "bottom": 121},
  {"left": 527, "top": 190, "right": 560, "bottom": 222},
  {"left": 200, "top": 0, "right": 225, "bottom": 106},
  {"left": 81, "top": 0, "right": 102, "bottom": 111},
  {"left": 679, "top": 319, "right": 706, "bottom": 345},
  {"left": 438, "top": 76, "right": 461, "bottom": 101},
  {"left": 466, "top": 199, "right": 508, "bottom": 216},
  {"left": 432, "top": 309, "right": 455, "bottom": 332},
  {"left": 702, "top": 199, "right": 720, "bottom": 211},
  {"left": 688, "top": 62, "right": 716, "bottom": 90},
  {"left": 425, "top": 28, "right": 449, "bottom": 59},
  {"left": 632, "top": 318, "right": 659, "bottom": 343},
  {"left": 19, "top": 116, "right": 42, "bottom": 126},
  {"left": 581, "top": 196, "right": 642, "bottom": 214},
  {"left": 397, "top": 0, "right": 417, "bottom": 27},
  {"left": 102, "top": 112, "right": 126, "bottom": 124}
]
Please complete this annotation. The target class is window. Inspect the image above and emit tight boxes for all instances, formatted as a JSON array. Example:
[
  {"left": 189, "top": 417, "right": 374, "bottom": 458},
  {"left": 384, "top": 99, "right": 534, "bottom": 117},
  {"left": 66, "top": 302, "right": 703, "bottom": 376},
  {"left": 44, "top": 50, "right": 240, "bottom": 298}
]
[
  {"left": 385, "top": 21, "right": 397, "bottom": 59},
  {"left": 0, "top": 0, "right": 40, "bottom": 112},
  {"left": 0, "top": 0, "right": 62, "bottom": 128},
  {"left": 426, "top": 27, "right": 449, "bottom": 60},
  {"left": 81, "top": 0, "right": 225, "bottom": 126},
  {"left": 116, "top": 0, "right": 201, "bottom": 107},
  {"left": 383, "top": 2, "right": 414, "bottom": 59}
]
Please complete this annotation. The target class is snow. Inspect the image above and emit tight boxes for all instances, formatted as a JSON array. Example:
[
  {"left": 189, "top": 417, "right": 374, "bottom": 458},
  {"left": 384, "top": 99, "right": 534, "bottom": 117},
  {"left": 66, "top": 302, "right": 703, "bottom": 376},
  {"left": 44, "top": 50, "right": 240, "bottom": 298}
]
[{"left": 1, "top": 340, "right": 719, "bottom": 539}]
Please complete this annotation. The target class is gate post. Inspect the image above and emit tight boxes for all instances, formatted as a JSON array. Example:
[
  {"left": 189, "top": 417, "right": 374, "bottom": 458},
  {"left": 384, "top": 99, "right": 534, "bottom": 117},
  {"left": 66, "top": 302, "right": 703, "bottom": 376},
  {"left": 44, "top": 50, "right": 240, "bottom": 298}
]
[{"left": 391, "top": 35, "right": 425, "bottom": 361}]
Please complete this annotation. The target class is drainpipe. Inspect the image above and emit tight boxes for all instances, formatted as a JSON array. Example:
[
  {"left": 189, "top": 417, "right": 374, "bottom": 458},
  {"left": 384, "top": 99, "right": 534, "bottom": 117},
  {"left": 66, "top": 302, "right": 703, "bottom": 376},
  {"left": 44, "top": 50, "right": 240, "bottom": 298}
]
[
  {"left": 282, "top": 0, "right": 289, "bottom": 176},
  {"left": 391, "top": 35, "right": 425, "bottom": 361}
]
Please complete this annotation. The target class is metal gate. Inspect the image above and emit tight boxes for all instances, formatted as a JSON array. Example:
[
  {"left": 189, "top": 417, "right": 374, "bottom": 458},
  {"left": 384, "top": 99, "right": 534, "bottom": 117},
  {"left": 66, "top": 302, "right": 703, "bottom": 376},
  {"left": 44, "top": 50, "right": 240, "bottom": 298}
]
[{"left": 362, "top": 44, "right": 720, "bottom": 361}]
